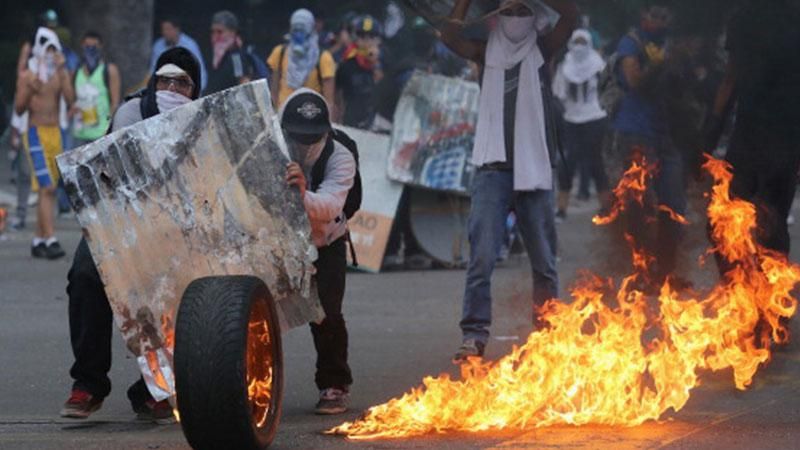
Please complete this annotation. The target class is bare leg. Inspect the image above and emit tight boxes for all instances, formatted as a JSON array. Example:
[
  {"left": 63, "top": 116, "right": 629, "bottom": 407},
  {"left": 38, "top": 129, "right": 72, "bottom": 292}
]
[{"left": 37, "top": 187, "right": 57, "bottom": 239}]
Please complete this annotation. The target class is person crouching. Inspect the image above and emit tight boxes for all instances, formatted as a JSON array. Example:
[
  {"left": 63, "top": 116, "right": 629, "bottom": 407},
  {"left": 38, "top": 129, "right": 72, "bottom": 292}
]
[{"left": 281, "top": 88, "right": 355, "bottom": 414}]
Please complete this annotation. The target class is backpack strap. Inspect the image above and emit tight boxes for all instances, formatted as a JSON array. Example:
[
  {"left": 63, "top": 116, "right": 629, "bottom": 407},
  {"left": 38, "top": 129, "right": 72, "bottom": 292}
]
[
  {"left": 277, "top": 44, "right": 287, "bottom": 89},
  {"left": 280, "top": 44, "right": 327, "bottom": 90},
  {"left": 310, "top": 136, "right": 335, "bottom": 192}
]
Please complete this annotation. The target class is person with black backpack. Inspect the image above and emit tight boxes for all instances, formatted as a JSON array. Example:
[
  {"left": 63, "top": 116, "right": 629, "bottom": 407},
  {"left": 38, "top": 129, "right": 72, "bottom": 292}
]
[
  {"left": 281, "top": 88, "right": 359, "bottom": 415},
  {"left": 204, "top": 11, "right": 257, "bottom": 95}
]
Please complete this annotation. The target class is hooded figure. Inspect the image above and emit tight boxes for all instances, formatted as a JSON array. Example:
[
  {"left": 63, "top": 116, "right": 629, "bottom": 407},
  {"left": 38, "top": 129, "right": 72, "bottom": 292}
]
[
  {"left": 112, "top": 47, "right": 202, "bottom": 131},
  {"left": 287, "top": 9, "right": 321, "bottom": 90},
  {"left": 141, "top": 47, "right": 202, "bottom": 118},
  {"left": 29, "top": 27, "right": 62, "bottom": 82},
  {"left": 472, "top": 5, "right": 552, "bottom": 191},
  {"left": 552, "top": 29, "right": 607, "bottom": 123}
]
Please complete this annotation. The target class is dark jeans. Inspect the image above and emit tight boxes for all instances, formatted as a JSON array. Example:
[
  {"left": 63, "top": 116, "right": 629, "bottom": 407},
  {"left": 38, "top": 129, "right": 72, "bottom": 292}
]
[
  {"left": 722, "top": 129, "right": 800, "bottom": 258},
  {"left": 609, "top": 132, "right": 687, "bottom": 279},
  {"left": 461, "top": 169, "right": 559, "bottom": 344},
  {"left": 67, "top": 237, "right": 151, "bottom": 407},
  {"left": 310, "top": 237, "right": 353, "bottom": 391},
  {"left": 558, "top": 119, "right": 610, "bottom": 194}
]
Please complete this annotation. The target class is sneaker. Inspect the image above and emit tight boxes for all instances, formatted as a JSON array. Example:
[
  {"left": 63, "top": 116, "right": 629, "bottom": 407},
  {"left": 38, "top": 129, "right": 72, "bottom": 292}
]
[
  {"left": 134, "top": 399, "right": 176, "bottom": 425},
  {"left": 315, "top": 388, "right": 349, "bottom": 415},
  {"left": 60, "top": 389, "right": 104, "bottom": 419},
  {"left": 10, "top": 217, "right": 25, "bottom": 231},
  {"left": 46, "top": 241, "right": 66, "bottom": 260},
  {"left": 555, "top": 210, "right": 567, "bottom": 224},
  {"left": 452, "top": 339, "right": 485, "bottom": 364},
  {"left": 31, "top": 243, "right": 47, "bottom": 259}
]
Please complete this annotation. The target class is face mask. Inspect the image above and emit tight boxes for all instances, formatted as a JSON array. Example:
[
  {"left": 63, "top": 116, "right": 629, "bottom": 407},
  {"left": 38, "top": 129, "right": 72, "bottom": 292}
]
[
  {"left": 286, "top": 134, "right": 326, "bottom": 167},
  {"left": 291, "top": 30, "right": 310, "bottom": 46},
  {"left": 156, "top": 90, "right": 192, "bottom": 113},
  {"left": 43, "top": 53, "right": 57, "bottom": 80},
  {"left": 83, "top": 46, "right": 102, "bottom": 71},
  {"left": 499, "top": 16, "right": 535, "bottom": 43},
  {"left": 570, "top": 43, "right": 590, "bottom": 61}
]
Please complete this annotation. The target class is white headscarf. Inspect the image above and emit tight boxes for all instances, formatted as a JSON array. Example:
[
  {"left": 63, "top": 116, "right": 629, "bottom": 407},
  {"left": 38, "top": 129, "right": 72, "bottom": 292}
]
[
  {"left": 473, "top": 11, "right": 552, "bottom": 191},
  {"left": 28, "top": 27, "right": 62, "bottom": 82},
  {"left": 287, "top": 9, "right": 321, "bottom": 90},
  {"left": 561, "top": 29, "right": 605, "bottom": 84}
]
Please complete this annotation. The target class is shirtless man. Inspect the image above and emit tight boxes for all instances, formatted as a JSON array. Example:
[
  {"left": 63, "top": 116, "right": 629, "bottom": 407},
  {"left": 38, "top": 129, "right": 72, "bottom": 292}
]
[{"left": 14, "top": 27, "right": 75, "bottom": 259}]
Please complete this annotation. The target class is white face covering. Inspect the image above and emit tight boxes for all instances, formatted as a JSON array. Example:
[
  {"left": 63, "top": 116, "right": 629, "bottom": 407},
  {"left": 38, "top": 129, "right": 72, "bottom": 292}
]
[
  {"left": 286, "top": 135, "right": 327, "bottom": 168},
  {"left": 156, "top": 90, "right": 192, "bottom": 113},
  {"left": 570, "top": 43, "right": 590, "bottom": 62},
  {"left": 29, "top": 27, "right": 62, "bottom": 82},
  {"left": 499, "top": 15, "right": 536, "bottom": 43}
]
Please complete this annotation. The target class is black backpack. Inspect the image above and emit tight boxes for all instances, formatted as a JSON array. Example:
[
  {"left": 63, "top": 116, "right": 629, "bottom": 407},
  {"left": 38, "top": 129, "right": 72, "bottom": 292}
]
[{"left": 310, "top": 128, "right": 362, "bottom": 220}]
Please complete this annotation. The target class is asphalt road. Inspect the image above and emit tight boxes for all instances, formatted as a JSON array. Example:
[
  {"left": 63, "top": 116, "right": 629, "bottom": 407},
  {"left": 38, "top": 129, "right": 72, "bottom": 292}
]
[{"left": 1, "top": 162, "right": 799, "bottom": 449}]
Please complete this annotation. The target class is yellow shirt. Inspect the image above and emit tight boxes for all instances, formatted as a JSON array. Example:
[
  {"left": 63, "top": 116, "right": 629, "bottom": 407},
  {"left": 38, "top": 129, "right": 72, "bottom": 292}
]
[{"left": 267, "top": 45, "right": 336, "bottom": 106}]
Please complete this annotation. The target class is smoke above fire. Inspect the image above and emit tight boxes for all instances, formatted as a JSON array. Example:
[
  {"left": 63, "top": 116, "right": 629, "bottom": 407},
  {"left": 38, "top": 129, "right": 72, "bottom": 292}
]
[{"left": 329, "top": 155, "right": 799, "bottom": 440}]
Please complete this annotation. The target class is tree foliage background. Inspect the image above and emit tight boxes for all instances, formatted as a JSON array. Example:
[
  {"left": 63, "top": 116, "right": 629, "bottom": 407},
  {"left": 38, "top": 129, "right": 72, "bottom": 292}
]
[{"left": 1, "top": 0, "right": 746, "bottom": 100}]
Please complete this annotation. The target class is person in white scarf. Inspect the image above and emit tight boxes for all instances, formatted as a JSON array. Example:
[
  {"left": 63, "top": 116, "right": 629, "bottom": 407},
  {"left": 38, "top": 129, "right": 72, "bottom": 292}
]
[
  {"left": 439, "top": 0, "right": 578, "bottom": 362},
  {"left": 552, "top": 28, "right": 612, "bottom": 220},
  {"left": 268, "top": 9, "right": 336, "bottom": 111}
]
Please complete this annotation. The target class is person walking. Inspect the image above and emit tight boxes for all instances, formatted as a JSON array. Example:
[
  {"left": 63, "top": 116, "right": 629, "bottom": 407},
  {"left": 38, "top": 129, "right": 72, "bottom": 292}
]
[
  {"left": 13, "top": 27, "right": 75, "bottom": 260},
  {"left": 706, "top": 0, "right": 800, "bottom": 264},
  {"left": 205, "top": 11, "right": 256, "bottom": 95},
  {"left": 71, "top": 31, "right": 121, "bottom": 147},
  {"left": 609, "top": 5, "right": 685, "bottom": 282},
  {"left": 268, "top": 9, "right": 336, "bottom": 109},
  {"left": 552, "top": 29, "right": 612, "bottom": 221},
  {"left": 150, "top": 17, "right": 207, "bottom": 93},
  {"left": 438, "top": 0, "right": 577, "bottom": 362}
]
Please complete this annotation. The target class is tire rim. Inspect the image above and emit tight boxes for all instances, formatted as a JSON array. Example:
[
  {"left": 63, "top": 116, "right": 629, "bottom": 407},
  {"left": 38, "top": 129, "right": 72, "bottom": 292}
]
[{"left": 246, "top": 299, "right": 274, "bottom": 428}]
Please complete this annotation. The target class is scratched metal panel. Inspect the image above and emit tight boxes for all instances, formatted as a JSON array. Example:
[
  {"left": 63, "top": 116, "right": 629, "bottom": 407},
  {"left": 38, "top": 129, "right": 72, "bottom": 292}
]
[{"left": 57, "top": 80, "right": 323, "bottom": 399}]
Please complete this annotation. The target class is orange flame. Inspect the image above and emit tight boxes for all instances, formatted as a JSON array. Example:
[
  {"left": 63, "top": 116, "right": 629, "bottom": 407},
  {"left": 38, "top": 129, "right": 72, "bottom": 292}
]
[
  {"left": 247, "top": 318, "right": 274, "bottom": 427},
  {"left": 329, "top": 155, "right": 799, "bottom": 440}
]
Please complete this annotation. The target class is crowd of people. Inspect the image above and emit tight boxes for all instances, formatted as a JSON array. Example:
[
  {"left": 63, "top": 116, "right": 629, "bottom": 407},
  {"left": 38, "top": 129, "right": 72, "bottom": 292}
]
[{"left": 2, "top": 0, "right": 799, "bottom": 426}]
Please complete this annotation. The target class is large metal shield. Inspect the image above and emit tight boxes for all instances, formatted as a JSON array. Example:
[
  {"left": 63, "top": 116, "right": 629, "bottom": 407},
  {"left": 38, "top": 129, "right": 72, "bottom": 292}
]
[{"left": 56, "top": 80, "right": 324, "bottom": 401}]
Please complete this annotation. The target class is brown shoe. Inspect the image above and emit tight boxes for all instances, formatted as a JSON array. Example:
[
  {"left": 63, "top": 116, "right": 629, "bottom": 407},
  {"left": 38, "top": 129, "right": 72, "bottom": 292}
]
[{"left": 60, "top": 389, "right": 104, "bottom": 419}]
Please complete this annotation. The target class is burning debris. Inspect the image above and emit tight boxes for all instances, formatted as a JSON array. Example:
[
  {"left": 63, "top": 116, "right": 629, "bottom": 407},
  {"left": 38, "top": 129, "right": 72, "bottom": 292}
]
[{"left": 329, "top": 156, "right": 799, "bottom": 440}]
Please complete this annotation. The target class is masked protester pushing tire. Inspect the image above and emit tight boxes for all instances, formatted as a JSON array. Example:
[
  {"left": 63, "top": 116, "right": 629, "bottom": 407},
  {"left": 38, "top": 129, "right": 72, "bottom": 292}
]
[{"left": 174, "top": 276, "right": 283, "bottom": 450}]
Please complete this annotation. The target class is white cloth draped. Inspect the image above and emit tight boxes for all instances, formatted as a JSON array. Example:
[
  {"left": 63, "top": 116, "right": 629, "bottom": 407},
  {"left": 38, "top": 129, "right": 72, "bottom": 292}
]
[{"left": 472, "top": 16, "right": 552, "bottom": 191}]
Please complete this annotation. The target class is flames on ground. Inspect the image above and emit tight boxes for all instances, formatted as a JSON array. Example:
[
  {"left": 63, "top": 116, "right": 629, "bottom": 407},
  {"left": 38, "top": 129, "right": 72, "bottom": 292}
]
[{"left": 329, "top": 155, "right": 799, "bottom": 440}]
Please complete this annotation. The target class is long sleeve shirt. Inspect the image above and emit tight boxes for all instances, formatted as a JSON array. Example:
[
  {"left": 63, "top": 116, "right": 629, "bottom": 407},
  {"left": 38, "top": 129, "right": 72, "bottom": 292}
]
[{"left": 303, "top": 140, "right": 356, "bottom": 248}]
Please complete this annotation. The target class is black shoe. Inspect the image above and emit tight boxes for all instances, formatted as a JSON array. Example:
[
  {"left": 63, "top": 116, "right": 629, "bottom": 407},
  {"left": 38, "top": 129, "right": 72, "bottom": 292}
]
[
  {"left": 452, "top": 339, "right": 485, "bottom": 364},
  {"left": 555, "top": 210, "right": 567, "bottom": 224},
  {"left": 133, "top": 399, "right": 177, "bottom": 425},
  {"left": 315, "top": 388, "right": 349, "bottom": 415},
  {"left": 46, "top": 241, "right": 66, "bottom": 260},
  {"left": 31, "top": 243, "right": 47, "bottom": 258}
]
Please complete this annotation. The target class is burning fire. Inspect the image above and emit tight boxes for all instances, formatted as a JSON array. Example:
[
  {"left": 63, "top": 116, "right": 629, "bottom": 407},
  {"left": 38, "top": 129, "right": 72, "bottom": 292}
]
[
  {"left": 329, "top": 156, "right": 799, "bottom": 440},
  {"left": 247, "top": 316, "right": 274, "bottom": 428}
]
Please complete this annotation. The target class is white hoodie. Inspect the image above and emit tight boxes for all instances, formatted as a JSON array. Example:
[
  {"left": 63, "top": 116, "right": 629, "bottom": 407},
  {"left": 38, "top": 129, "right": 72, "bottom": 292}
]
[{"left": 280, "top": 89, "right": 357, "bottom": 248}]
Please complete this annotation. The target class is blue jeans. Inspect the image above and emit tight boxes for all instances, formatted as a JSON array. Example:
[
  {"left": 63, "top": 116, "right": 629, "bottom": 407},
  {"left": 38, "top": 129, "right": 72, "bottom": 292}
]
[{"left": 460, "top": 169, "right": 559, "bottom": 344}]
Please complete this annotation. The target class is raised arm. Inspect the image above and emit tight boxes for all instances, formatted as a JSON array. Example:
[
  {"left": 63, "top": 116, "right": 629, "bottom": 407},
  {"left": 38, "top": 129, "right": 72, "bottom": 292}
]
[
  {"left": 439, "top": 0, "right": 487, "bottom": 65},
  {"left": 538, "top": 0, "right": 579, "bottom": 61},
  {"left": 56, "top": 53, "right": 75, "bottom": 105}
]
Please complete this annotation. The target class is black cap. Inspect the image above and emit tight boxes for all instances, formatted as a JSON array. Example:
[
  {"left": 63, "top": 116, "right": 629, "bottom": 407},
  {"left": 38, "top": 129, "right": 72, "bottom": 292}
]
[{"left": 280, "top": 91, "right": 332, "bottom": 138}]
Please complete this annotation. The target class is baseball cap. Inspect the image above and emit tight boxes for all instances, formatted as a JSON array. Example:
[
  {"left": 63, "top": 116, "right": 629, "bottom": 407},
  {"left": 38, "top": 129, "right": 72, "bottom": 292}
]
[{"left": 280, "top": 89, "right": 332, "bottom": 140}]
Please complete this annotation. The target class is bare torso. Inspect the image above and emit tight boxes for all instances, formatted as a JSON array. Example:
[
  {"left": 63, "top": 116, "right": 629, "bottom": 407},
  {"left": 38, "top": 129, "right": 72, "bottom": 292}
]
[{"left": 20, "top": 70, "right": 63, "bottom": 127}]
